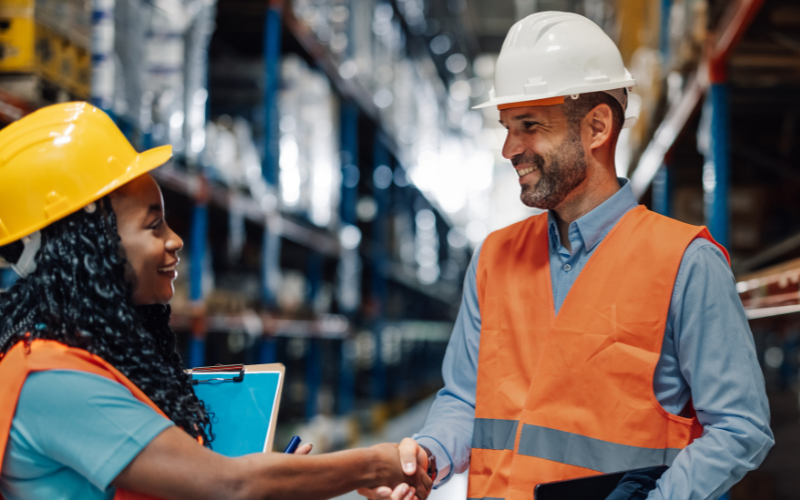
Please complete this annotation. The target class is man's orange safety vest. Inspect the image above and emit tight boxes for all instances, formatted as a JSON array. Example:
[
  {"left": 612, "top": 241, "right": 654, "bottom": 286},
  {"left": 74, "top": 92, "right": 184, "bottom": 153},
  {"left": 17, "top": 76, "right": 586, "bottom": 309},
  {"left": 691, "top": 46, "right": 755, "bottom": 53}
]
[
  {"left": 467, "top": 206, "right": 729, "bottom": 500},
  {"left": 0, "top": 339, "right": 172, "bottom": 500}
]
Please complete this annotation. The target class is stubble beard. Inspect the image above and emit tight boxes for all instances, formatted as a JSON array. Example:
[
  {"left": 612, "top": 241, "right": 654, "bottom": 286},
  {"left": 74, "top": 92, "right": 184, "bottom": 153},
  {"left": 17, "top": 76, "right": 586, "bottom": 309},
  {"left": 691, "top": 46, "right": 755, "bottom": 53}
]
[{"left": 516, "top": 128, "right": 588, "bottom": 210}]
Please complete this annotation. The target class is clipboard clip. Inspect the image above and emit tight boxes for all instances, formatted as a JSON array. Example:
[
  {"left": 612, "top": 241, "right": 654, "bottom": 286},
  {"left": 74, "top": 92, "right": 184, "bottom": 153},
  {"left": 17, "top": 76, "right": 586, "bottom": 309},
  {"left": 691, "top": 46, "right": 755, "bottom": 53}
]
[{"left": 191, "top": 364, "right": 245, "bottom": 385}]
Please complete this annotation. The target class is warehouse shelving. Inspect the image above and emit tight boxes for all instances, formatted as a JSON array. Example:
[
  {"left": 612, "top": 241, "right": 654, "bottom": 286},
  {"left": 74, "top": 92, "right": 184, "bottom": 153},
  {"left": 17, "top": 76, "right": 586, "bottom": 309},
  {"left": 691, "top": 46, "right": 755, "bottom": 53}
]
[
  {"left": 630, "top": 0, "right": 767, "bottom": 202},
  {"left": 152, "top": 165, "right": 342, "bottom": 257},
  {"left": 737, "top": 257, "right": 800, "bottom": 319},
  {"left": 0, "top": 0, "right": 463, "bottom": 428},
  {"left": 625, "top": 0, "right": 782, "bottom": 322},
  {"left": 170, "top": 0, "right": 466, "bottom": 426}
]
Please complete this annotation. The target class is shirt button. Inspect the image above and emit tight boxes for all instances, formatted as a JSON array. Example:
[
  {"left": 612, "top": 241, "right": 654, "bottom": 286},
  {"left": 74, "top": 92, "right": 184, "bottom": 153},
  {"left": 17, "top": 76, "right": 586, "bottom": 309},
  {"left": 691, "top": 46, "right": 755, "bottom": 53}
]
[{"left": 563, "top": 264, "right": 571, "bottom": 271}]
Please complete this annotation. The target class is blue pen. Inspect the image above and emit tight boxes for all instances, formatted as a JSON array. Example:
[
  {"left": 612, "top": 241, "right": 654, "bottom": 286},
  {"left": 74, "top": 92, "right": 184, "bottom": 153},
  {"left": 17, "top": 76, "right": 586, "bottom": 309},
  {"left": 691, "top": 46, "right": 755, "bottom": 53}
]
[{"left": 284, "top": 435, "right": 302, "bottom": 454}]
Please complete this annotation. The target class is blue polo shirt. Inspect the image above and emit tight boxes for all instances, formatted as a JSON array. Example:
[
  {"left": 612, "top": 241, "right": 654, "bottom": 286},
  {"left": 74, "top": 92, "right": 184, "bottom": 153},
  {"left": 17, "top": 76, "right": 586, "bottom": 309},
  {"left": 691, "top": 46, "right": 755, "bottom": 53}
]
[{"left": 0, "top": 370, "right": 173, "bottom": 500}]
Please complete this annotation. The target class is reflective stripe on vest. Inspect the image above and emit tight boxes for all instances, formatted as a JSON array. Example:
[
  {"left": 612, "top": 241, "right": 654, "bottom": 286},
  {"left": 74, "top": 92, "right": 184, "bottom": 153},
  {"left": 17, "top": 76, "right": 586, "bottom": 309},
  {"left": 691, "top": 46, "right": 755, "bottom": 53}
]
[
  {"left": 472, "top": 418, "right": 518, "bottom": 451},
  {"left": 517, "top": 424, "right": 681, "bottom": 473}
]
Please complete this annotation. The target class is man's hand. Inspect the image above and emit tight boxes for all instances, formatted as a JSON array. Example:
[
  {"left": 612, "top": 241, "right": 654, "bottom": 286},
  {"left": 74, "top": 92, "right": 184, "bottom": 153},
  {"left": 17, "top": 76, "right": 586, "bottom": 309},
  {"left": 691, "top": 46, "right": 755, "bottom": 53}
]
[{"left": 358, "top": 439, "right": 430, "bottom": 500}]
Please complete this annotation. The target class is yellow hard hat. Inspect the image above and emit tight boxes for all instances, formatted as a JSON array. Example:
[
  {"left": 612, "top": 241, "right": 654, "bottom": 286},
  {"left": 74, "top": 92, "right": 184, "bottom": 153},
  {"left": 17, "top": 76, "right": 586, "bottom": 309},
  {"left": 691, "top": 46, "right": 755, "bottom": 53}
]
[{"left": 0, "top": 102, "right": 172, "bottom": 246}]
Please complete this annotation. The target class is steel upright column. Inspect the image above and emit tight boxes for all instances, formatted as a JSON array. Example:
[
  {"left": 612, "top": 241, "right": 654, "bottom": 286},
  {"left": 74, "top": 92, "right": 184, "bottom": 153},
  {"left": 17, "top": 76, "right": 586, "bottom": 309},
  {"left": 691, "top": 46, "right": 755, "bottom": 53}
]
[
  {"left": 659, "top": 0, "right": 672, "bottom": 62},
  {"left": 340, "top": 102, "right": 359, "bottom": 225},
  {"left": 260, "top": 0, "right": 282, "bottom": 369},
  {"left": 305, "top": 339, "right": 322, "bottom": 419},
  {"left": 704, "top": 82, "right": 730, "bottom": 248},
  {"left": 370, "top": 138, "right": 390, "bottom": 402},
  {"left": 707, "top": 38, "right": 735, "bottom": 500},
  {"left": 337, "top": 101, "right": 359, "bottom": 414},
  {"left": 91, "top": 0, "right": 115, "bottom": 112},
  {"left": 259, "top": 220, "right": 280, "bottom": 361},
  {"left": 652, "top": 164, "right": 671, "bottom": 216},
  {"left": 188, "top": 178, "right": 210, "bottom": 368},
  {"left": 338, "top": 339, "right": 355, "bottom": 415},
  {"left": 262, "top": 0, "right": 282, "bottom": 187}
]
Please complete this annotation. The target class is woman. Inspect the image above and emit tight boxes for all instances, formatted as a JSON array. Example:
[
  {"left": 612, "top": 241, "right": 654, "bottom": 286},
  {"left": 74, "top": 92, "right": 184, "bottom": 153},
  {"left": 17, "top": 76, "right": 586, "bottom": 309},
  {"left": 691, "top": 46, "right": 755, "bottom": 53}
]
[{"left": 0, "top": 102, "right": 430, "bottom": 500}]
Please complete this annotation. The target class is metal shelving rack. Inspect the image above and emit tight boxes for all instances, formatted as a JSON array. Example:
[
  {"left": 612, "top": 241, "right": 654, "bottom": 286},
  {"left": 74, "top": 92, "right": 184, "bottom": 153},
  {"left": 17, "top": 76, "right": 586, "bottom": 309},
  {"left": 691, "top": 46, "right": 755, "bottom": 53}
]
[
  {"left": 152, "top": 0, "right": 462, "bottom": 421},
  {"left": 625, "top": 0, "right": 768, "bottom": 320}
]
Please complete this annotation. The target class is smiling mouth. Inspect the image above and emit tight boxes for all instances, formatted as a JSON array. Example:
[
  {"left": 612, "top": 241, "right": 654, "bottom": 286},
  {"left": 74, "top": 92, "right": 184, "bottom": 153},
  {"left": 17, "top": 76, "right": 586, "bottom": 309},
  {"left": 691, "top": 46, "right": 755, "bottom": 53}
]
[
  {"left": 158, "top": 262, "right": 178, "bottom": 274},
  {"left": 516, "top": 166, "right": 538, "bottom": 177}
]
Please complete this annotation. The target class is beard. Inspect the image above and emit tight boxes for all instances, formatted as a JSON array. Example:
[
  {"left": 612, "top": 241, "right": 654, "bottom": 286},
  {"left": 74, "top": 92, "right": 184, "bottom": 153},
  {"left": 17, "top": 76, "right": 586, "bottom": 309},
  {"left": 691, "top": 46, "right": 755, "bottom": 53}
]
[{"left": 514, "top": 128, "right": 588, "bottom": 210}]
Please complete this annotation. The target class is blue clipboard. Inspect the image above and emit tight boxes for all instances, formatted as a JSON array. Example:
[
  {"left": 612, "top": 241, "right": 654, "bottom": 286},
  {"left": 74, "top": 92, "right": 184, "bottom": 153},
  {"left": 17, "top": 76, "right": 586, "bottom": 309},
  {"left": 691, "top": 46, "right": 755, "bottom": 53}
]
[{"left": 190, "top": 363, "right": 285, "bottom": 457}]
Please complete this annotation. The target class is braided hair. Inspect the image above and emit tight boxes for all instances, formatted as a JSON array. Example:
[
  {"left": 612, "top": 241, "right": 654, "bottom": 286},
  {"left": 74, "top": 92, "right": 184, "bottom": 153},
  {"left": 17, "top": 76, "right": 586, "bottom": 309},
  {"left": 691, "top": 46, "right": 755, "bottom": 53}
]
[{"left": 0, "top": 197, "right": 212, "bottom": 445}]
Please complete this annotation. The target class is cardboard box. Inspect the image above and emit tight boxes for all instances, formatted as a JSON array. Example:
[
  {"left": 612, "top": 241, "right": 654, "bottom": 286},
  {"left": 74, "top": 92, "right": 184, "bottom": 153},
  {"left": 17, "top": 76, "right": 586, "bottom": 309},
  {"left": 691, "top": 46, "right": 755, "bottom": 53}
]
[{"left": 0, "top": 16, "right": 35, "bottom": 72}]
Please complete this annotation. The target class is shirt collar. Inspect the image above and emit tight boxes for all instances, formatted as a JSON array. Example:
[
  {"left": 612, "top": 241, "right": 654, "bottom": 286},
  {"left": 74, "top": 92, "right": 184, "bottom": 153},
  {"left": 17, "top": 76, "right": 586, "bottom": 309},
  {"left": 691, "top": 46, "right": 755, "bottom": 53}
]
[{"left": 547, "top": 178, "right": 638, "bottom": 252}]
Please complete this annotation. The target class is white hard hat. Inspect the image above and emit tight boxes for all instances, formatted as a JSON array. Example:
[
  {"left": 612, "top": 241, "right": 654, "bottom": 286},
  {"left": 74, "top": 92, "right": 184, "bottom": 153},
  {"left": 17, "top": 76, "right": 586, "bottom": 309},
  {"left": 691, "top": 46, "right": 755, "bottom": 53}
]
[{"left": 475, "top": 11, "right": 637, "bottom": 126}]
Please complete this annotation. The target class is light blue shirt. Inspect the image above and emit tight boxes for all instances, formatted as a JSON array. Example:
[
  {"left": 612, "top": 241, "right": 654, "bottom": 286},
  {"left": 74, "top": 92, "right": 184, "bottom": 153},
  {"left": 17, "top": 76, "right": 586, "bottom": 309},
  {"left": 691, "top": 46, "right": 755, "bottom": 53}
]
[
  {"left": 415, "top": 179, "right": 774, "bottom": 500},
  {"left": 0, "top": 370, "right": 173, "bottom": 500}
]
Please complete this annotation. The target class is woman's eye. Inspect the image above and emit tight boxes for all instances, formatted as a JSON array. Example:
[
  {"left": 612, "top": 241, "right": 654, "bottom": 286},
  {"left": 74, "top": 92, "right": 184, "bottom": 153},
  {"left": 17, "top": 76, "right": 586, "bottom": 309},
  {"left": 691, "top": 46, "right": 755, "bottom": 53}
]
[{"left": 150, "top": 219, "right": 164, "bottom": 230}]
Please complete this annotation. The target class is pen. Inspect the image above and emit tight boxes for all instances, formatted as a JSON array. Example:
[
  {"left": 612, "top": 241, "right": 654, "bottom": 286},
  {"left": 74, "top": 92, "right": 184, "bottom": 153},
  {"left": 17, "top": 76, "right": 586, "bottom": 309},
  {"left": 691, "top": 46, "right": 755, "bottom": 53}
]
[{"left": 284, "top": 435, "right": 302, "bottom": 454}]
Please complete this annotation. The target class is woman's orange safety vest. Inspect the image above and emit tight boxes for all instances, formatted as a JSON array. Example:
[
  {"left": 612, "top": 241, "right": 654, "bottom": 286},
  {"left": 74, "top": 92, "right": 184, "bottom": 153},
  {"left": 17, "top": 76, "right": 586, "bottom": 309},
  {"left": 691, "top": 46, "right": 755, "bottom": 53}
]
[
  {"left": 0, "top": 339, "right": 169, "bottom": 500},
  {"left": 467, "top": 206, "right": 729, "bottom": 500}
]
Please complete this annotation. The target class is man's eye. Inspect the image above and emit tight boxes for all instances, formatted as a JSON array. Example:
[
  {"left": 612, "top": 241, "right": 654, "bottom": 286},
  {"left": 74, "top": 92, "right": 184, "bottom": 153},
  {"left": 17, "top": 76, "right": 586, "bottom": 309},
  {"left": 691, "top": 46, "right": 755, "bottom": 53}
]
[{"left": 523, "top": 121, "right": 537, "bottom": 129}]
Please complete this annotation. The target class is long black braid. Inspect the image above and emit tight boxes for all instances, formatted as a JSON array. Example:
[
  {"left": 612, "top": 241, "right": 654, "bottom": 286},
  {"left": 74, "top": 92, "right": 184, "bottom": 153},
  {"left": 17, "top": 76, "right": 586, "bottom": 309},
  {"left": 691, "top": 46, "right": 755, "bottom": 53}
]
[{"left": 0, "top": 197, "right": 212, "bottom": 446}]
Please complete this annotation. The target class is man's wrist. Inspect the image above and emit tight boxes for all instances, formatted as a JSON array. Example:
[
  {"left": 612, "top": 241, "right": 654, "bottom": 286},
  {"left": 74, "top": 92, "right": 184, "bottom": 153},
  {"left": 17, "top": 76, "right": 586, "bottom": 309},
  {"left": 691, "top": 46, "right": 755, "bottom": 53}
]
[{"left": 418, "top": 444, "right": 438, "bottom": 482}]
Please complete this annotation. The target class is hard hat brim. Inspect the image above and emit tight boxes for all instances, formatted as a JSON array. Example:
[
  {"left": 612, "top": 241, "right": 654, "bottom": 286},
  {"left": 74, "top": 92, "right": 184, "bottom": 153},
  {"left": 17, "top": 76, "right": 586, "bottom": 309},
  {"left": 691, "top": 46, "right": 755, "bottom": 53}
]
[
  {"left": 472, "top": 79, "right": 638, "bottom": 110},
  {"left": 89, "top": 144, "right": 174, "bottom": 208},
  {"left": 0, "top": 144, "right": 172, "bottom": 246}
]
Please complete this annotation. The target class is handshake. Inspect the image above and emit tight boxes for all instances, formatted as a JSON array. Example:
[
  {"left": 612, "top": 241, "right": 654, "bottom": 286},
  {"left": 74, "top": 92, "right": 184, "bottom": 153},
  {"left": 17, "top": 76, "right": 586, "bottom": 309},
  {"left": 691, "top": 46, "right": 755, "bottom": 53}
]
[{"left": 360, "top": 438, "right": 433, "bottom": 500}]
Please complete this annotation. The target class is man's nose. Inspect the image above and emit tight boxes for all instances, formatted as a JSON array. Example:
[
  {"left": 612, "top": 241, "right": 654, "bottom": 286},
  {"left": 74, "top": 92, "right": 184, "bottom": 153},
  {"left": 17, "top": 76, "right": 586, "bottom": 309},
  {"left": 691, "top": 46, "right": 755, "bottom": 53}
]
[{"left": 502, "top": 132, "right": 526, "bottom": 160}]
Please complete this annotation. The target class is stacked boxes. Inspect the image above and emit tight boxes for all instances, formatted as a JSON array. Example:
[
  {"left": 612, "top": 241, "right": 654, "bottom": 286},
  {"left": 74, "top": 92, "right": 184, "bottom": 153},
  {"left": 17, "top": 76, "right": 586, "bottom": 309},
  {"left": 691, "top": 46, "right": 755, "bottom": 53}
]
[{"left": 0, "top": 0, "right": 90, "bottom": 99}]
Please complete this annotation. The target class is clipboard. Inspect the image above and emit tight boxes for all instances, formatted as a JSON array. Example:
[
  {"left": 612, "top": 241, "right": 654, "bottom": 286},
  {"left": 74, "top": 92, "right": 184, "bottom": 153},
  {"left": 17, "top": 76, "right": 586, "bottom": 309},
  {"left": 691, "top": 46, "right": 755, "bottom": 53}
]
[{"left": 189, "top": 363, "right": 285, "bottom": 457}]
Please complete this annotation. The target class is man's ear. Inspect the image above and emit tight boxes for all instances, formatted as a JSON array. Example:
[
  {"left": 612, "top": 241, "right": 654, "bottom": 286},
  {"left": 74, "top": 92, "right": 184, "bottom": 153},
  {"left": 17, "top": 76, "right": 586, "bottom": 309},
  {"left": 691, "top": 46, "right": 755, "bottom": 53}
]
[{"left": 586, "top": 103, "right": 614, "bottom": 150}]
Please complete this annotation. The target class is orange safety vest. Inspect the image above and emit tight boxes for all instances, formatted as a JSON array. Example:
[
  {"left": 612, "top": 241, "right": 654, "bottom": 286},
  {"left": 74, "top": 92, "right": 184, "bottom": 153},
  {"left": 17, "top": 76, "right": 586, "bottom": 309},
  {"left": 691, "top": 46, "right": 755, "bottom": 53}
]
[
  {"left": 467, "top": 206, "right": 729, "bottom": 500},
  {"left": 0, "top": 339, "right": 170, "bottom": 500}
]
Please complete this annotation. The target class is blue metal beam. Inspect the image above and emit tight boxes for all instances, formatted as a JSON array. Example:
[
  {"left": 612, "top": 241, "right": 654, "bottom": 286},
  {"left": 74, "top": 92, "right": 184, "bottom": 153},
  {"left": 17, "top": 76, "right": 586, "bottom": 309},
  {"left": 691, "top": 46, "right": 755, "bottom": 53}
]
[
  {"left": 305, "top": 340, "right": 321, "bottom": 419},
  {"left": 704, "top": 83, "right": 730, "bottom": 247},
  {"left": 371, "top": 138, "right": 391, "bottom": 402},
  {"left": 652, "top": 164, "right": 671, "bottom": 217},
  {"left": 188, "top": 202, "right": 208, "bottom": 368},
  {"left": 261, "top": 227, "right": 280, "bottom": 306},
  {"left": 262, "top": 3, "right": 283, "bottom": 186},
  {"left": 338, "top": 339, "right": 355, "bottom": 415},
  {"left": 340, "top": 102, "right": 359, "bottom": 225},
  {"left": 259, "top": 337, "right": 276, "bottom": 363},
  {"left": 660, "top": 0, "right": 673, "bottom": 63}
]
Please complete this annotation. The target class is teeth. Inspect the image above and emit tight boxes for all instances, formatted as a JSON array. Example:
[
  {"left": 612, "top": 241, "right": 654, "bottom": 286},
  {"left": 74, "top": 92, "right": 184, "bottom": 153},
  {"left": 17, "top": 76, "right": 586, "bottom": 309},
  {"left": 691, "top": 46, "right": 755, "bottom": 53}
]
[
  {"left": 159, "top": 265, "right": 175, "bottom": 273},
  {"left": 517, "top": 167, "right": 536, "bottom": 177}
]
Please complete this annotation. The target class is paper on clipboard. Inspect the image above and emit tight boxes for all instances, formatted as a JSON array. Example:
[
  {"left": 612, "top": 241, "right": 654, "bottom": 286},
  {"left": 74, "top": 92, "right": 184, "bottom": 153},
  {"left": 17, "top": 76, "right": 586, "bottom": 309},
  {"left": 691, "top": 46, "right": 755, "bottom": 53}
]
[{"left": 190, "top": 363, "right": 285, "bottom": 456}]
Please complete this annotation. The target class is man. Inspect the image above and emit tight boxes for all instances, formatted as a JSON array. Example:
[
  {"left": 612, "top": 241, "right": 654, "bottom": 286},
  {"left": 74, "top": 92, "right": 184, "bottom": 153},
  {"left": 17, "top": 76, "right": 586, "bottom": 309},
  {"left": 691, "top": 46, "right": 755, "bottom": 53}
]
[{"left": 361, "top": 11, "right": 773, "bottom": 500}]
